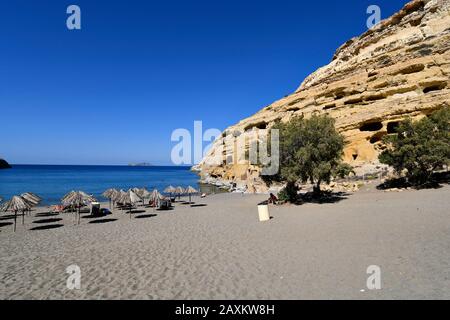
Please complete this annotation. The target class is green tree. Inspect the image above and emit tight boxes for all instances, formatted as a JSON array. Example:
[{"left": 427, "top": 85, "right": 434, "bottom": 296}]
[
  {"left": 379, "top": 107, "right": 450, "bottom": 185},
  {"left": 263, "top": 114, "right": 352, "bottom": 201}
]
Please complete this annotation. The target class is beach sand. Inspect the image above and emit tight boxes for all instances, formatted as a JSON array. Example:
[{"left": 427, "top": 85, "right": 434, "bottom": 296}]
[{"left": 0, "top": 183, "right": 449, "bottom": 299}]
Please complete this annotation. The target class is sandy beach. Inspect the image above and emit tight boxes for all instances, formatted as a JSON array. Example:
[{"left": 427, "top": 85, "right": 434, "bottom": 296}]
[{"left": 0, "top": 183, "right": 449, "bottom": 300}]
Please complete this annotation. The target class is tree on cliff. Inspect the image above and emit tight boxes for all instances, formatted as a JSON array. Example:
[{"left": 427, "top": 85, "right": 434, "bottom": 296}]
[
  {"left": 379, "top": 107, "right": 450, "bottom": 186},
  {"left": 263, "top": 114, "right": 353, "bottom": 202}
]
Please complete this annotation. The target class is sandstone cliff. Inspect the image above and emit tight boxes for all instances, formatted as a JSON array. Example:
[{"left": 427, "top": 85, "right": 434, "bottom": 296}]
[{"left": 197, "top": 0, "right": 450, "bottom": 192}]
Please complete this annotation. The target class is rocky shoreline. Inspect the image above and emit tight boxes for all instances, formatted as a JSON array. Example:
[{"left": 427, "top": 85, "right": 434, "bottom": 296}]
[
  {"left": 196, "top": 162, "right": 391, "bottom": 194},
  {"left": 0, "top": 159, "right": 11, "bottom": 169}
]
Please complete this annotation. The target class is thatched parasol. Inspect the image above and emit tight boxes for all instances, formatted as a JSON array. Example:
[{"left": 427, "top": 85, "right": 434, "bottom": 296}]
[
  {"left": 118, "top": 190, "right": 141, "bottom": 218},
  {"left": 103, "top": 188, "right": 119, "bottom": 209},
  {"left": 102, "top": 188, "right": 116, "bottom": 198},
  {"left": 184, "top": 186, "right": 198, "bottom": 204},
  {"left": 148, "top": 189, "right": 164, "bottom": 210},
  {"left": 175, "top": 186, "right": 184, "bottom": 200},
  {"left": 164, "top": 186, "right": 176, "bottom": 198},
  {"left": 20, "top": 192, "right": 41, "bottom": 205},
  {"left": 112, "top": 189, "right": 127, "bottom": 204},
  {"left": 1, "top": 196, "right": 32, "bottom": 232},
  {"left": 164, "top": 185, "right": 175, "bottom": 193},
  {"left": 61, "top": 191, "right": 97, "bottom": 224},
  {"left": 137, "top": 188, "right": 152, "bottom": 205},
  {"left": 149, "top": 189, "right": 162, "bottom": 204},
  {"left": 61, "top": 190, "right": 78, "bottom": 204}
]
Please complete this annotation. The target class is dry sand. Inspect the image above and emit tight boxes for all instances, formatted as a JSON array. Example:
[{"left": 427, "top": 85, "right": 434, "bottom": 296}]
[{"left": 0, "top": 183, "right": 449, "bottom": 299}]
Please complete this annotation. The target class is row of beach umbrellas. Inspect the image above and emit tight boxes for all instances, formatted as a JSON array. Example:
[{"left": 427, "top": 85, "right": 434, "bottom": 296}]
[
  {"left": 0, "top": 192, "right": 42, "bottom": 232},
  {"left": 103, "top": 186, "right": 198, "bottom": 206},
  {"left": 1, "top": 185, "right": 199, "bottom": 231},
  {"left": 164, "top": 185, "right": 198, "bottom": 203},
  {"left": 102, "top": 186, "right": 198, "bottom": 215}
]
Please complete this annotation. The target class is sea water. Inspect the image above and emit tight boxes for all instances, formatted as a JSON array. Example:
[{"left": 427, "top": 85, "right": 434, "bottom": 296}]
[{"left": 0, "top": 165, "right": 201, "bottom": 205}]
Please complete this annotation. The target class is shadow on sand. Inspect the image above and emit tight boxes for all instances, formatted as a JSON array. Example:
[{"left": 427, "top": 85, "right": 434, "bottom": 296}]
[
  {"left": 0, "top": 215, "right": 16, "bottom": 221},
  {"left": 377, "top": 172, "right": 450, "bottom": 191},
  {"left": 33, "top": 218, "right": 63, "bottom": 224},
  {"left": 190, "top": 204, "right": 207, "bottom": 207},
  {"left": 300, "top": 191, "right": 350, "bottom": 204},
  {"left": 82, "top": 213, "right": 112, "bottom": 219},
  {"left": 89, "top": 218, "right": 118, "bottom": 224},
  {"left": 264, "top": 191, "right": 350, "bottom": 206},
  {"left": 127, "top": 210, "right": 146, "bottom": 214},
  {"left": 0, "top": 222, "right": 13, "bottom": 228},
  {"left": 30, "top": 224, "right": 64, "bottom": 231},
  {"left": 35, "top": 212, "right": 60, "bottom": 218},
  {"left": 135, "top": 214, "right": 157, "bottom": 219},
  {"left": 156, "top": 207, "right": 174, "bottom": 211}
]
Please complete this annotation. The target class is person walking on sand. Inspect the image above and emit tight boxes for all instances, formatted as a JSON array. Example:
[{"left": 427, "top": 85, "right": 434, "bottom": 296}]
[{"left": 268, "top": 193, "right": 278, "bottom": 205}]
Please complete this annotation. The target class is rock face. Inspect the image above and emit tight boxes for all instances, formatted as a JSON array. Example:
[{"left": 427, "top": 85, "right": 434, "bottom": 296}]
[
  {"left": 0, "top": 159, "right": 12, "bottom": 169},
  {"left": 196, "top": 0, "right": 450, "bottom": 192}
]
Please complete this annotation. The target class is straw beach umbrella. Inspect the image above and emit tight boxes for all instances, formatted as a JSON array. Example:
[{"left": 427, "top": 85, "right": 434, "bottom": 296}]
[
  {"left": 175, "top": 186, "right": 184, "bottom": 200},
  {"left": 19, "top": 192, "right": 42, "bottom": 220},
  {"left": 61, "top": 191, "right": 97, "bottom": 224},
  {"left": 164, "top": 186, "right": 176, "bottom": 199},
  {"left": 113, "top": 189, "right": 127, "bottom": 206},
  {"left": 1, "top": 196, "right": 32, "bottom": 232},
  {"left": 20, "top": 192, "right": 42, "bottom": 206},
  {"left": 20, "top": 192, "right": 41, "bottom": 215},
  {"left": 61, "top": 190, "right": 76, "bottom": 203},
  {"left": 138, "top": 188, "right": 152, "bottom": 205},
  {"left": 118, "top": 190, "right": 141, "bottom": 218},
  {"left": 131, "top": 187, "right": 141, "bottom": 196},
  {"left": 184, "top": 186, "right": 198, "bottom": 204},
  {"left": 103, "top": 188, "right": 119, "bottom": 209},
  {"left": 62, "top": 191, "right": 95, "bottom": 204},
  {"left": 149, "top": 189, "right": 163, "bottom": 206}
]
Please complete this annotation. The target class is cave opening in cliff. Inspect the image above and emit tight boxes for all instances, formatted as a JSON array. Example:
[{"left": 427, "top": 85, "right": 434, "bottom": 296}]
[
  {"left": 352, "top": 154, "right": 358, "bottom": 161},
  {"left": 387, "top": 121, "right": 400, "bottom": 134},
  {"left": 359, "top": 121, "right": 383, "bottom": 132},
  {"left": 323, "top": 104, "right": 336, "bottom": 110},
  {"left": 423, "top": 83, "right": 446, "bottom": 94},
  {"left": 255, "top": 122, "right": 267, "bottom": 130},
  {"left": 335, "top": 93, "right": 345, "bottom": 100},
  {"left": 369, "top": 132, "right": 387, "bottom": 144},
  {"left": 245, "top": 121, "right": 267, "bottom": 131}
]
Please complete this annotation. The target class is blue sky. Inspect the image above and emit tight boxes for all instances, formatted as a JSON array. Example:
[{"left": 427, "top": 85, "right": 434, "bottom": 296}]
[{"left": 0, "top": 0, "right": 407, "bottom": 165}]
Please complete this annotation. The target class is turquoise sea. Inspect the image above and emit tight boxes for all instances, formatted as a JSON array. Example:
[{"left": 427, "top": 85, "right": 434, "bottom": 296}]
[{"left": 0, "top": 165, "right": 201, "bottom": 205}]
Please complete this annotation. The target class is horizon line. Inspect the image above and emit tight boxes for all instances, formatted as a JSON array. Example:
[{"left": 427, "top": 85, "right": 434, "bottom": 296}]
[{"left": 8, "top": 163, "right": 194, "bottom": 168}]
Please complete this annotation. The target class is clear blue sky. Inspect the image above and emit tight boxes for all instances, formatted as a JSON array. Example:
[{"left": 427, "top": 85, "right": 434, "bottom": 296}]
[{"left": 1, "top": 0, "right": 407, "bottom": 165}]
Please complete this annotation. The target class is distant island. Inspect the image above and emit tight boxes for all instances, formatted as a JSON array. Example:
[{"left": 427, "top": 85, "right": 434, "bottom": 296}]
[
  {"left": 128, "top": 162, "right": 152, "bottom": 167},
  {"left": 0, "top": 158, "right": 12, "bottom": 169}
]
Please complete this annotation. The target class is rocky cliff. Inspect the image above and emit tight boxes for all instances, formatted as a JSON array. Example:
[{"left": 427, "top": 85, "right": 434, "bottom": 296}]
[
  {"left": 0, "top": 159, "right": 11, "bottom": 169},
  {"left": 196, "top": 0, "right": 450, "bottom": 192}
]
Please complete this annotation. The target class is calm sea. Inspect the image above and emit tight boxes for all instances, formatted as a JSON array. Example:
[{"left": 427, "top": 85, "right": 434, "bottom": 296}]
[{"left": 0, "top": 165, "right": 201, "bottom": 205}]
